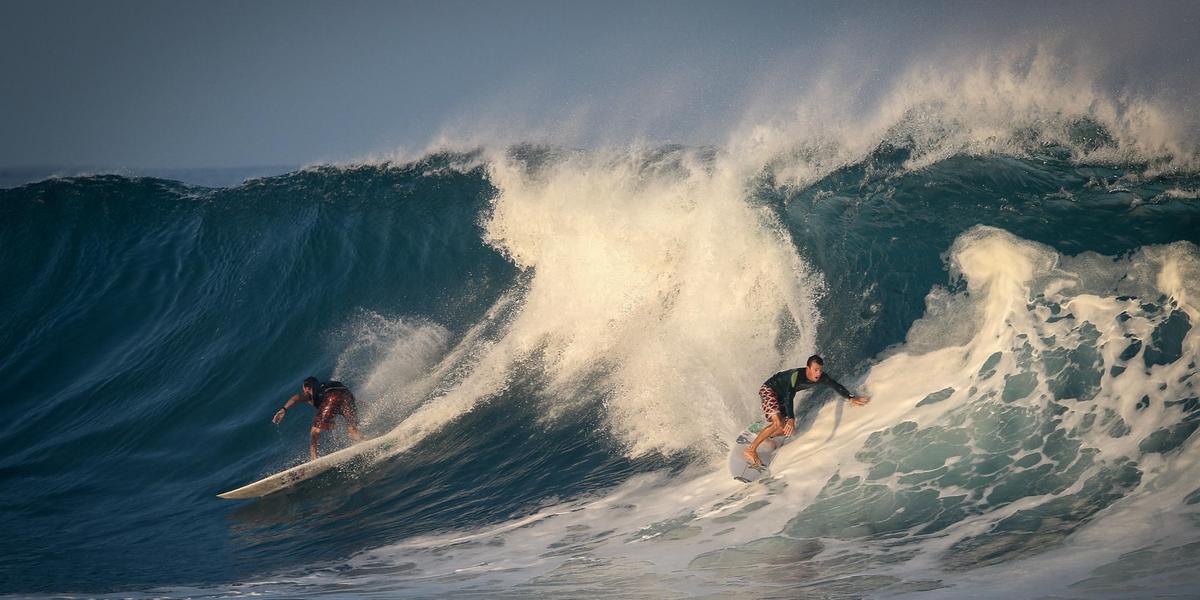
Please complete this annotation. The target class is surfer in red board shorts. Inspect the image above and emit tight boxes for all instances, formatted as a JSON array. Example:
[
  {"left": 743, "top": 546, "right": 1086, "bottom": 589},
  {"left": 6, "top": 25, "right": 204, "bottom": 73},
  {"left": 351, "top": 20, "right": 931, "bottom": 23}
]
[
  {"left": 273, "top": 376, "right": 364, "bottom": 460},
  {"left": 745, "top": 355, "right": 871, "bottom": 467}
]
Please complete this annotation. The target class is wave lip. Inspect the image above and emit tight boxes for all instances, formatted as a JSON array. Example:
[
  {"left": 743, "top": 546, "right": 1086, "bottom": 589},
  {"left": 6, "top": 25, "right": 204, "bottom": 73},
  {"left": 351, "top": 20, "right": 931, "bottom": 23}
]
[{"left": 232, "top": 226, "right": 1200, "bottom": 599}]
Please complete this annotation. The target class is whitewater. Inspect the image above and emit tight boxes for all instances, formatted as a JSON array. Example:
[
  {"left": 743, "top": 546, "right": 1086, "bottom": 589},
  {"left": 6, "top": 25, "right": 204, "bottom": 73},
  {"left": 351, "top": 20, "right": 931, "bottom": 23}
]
[{"left": 2, "top": 49, "right": 1200, "bottom": 599}]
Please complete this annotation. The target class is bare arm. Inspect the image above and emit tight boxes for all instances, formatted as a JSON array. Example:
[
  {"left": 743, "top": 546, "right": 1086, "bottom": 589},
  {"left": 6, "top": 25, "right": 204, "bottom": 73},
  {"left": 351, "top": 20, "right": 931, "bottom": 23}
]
[
  {"left": 272, "top": 394, "right": 304, "bottom": 424},
  {"left": 307, "top": 400, "right": 340, "bottom": 459}
]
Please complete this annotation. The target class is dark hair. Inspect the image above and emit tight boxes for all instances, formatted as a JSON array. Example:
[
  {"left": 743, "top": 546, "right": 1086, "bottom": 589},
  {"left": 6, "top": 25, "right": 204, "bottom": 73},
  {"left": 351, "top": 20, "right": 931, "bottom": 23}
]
[
  {"left": 806, "top": 355, "right": 824, "bottom": 367},
  {"left": 302, "top": 376, "right": 320, "bottom": 390}
]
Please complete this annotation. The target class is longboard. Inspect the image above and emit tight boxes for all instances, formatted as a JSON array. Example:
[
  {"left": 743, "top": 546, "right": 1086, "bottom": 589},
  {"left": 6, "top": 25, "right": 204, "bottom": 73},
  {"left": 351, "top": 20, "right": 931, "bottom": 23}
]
[
  {"left": 217, "top": 435, "right": 390, "bottom": 499},
  {"left": 728, "top": 422, "right": 789, "bottom": 483}
]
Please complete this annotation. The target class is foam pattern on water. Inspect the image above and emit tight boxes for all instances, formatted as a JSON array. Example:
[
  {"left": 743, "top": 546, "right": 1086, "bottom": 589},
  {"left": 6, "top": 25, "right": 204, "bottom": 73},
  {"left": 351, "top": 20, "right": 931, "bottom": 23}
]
[{"left": 202, "top": 226, "right": 1199, "bottom": 599}]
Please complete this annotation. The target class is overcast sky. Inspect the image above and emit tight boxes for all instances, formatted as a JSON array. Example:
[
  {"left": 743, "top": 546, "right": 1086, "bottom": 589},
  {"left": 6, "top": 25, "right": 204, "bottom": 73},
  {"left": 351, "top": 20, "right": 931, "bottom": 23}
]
[{"left": 2, "top": 0, "right": 1197, "bottom": 169}]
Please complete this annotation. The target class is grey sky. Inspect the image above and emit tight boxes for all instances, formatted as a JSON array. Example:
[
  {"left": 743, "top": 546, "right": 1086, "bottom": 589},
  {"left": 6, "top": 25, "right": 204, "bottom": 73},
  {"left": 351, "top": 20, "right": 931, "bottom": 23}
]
[{"left": 2, "top": 1, "right": 1197, "bottom": 169}]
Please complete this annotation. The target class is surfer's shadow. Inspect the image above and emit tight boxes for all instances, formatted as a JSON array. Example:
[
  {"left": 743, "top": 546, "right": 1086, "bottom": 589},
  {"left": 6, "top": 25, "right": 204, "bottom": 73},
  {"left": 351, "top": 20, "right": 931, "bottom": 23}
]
[
  {"left": 792, "top": 395, "right": 842, "bottom": 442},
  {"left": 226, "top": 474, "right": 350, "bottom": 527}
]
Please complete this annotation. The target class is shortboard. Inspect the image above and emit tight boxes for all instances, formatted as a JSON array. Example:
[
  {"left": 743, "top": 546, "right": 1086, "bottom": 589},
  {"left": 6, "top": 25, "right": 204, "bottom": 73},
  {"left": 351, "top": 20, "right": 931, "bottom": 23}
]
[
  {"left": 217, "top": 435, "right": 390, "bottom": 499},
  {"left": 728, "top": 421, "right": 789, "bottom": 483}
]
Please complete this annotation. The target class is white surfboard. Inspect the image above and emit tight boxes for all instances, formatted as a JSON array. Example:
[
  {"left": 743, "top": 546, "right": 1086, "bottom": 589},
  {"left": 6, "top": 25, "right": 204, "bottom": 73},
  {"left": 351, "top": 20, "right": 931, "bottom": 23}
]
[
  {"left": 217, "top": 435, "right": 391, "bottom": 499},
  {"left": 728, "top": 422, "right": 789, "bottom": 483}
]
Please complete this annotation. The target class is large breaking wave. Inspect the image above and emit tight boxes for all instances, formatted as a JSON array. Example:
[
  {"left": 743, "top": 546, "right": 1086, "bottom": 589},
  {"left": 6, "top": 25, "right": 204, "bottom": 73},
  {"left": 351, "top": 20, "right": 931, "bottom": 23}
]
[{"left": 3, "top": 45, "right": 1200, "bottom": 598}]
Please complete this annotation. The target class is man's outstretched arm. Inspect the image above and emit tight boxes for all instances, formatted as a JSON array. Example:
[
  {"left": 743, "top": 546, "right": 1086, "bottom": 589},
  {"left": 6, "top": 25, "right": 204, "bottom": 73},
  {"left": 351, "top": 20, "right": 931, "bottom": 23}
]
[
  {"left": 273, "top": 394, "right": 304, "bottom": 424},
  {"left": 822, "top": 374, "right": 853, "bottom": 399},
  {"left": 825, "top": 375, "right": 870, "bottom": 406}
]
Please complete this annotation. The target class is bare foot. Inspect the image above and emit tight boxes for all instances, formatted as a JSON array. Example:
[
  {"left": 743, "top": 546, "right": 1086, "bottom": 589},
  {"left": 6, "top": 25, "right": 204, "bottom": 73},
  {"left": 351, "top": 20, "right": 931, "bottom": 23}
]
[{"left": 743, "top": 448, "right": 762, "bottom": 467}]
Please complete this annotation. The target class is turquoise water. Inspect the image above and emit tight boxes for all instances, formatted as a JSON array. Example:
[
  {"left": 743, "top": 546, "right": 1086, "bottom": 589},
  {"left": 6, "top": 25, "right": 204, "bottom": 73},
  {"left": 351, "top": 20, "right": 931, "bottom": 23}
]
[{"left": 3, "top": 133, "right": 1199, "bottom": 596}]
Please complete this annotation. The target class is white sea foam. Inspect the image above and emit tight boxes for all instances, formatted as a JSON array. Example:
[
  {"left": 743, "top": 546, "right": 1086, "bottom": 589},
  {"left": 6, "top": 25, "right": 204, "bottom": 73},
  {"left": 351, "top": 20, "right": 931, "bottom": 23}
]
[
  {"left": 264, "top": 225, "right": 1200, "bottom": 599},
  {"left": 1157, "top": 188, "right": 1200, "bottom": 201},
  {"left": 727, "top": 44, "right": 1197, "bottom": 191},
  {"left": 385, "top": 39, "right": 1200, "bottom": 192},
  {"left": 330, "top": 311, "right": 452, "bottom": 426},
  {"left": 291, "top": 144, "right": 825, "bottom": 462},
  {"left": 481, "top": 146, "right": 823, "bottom": 457},
  {"left": 258, "top": 39, "right": 1200, "bottom": 591}
]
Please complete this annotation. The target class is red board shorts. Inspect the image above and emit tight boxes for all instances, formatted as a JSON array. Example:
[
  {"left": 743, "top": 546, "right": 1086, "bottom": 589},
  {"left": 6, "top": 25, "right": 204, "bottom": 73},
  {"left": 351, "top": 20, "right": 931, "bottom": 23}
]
[
  {"left": 313, "top": 389, "right": 359, "bottom": 431},
  {"left": 760, "top": 384, "right": 781, "bottom": 421}
]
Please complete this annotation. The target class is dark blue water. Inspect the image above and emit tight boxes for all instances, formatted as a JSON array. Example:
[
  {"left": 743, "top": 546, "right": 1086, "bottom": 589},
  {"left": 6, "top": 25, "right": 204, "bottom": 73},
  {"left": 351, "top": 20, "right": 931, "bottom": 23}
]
[{"left": 2, "top": 143, "right": 1199, "bottom": 595}]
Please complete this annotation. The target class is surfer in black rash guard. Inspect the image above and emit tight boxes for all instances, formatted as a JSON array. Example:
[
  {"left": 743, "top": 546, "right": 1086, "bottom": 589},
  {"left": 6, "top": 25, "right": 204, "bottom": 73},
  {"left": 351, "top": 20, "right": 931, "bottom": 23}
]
[
  {"left": 273, "top": 377, "right": 364, "bottom": 460},
  {"left": 744, "top": 355, "right": 870, "bottom": 467}
]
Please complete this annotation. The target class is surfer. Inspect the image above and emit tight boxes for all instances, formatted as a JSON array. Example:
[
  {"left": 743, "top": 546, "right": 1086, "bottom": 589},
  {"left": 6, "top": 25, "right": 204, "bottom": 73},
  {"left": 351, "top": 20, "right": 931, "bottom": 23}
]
[
  {"left": 272, "top": 377, "right": 364, "bottom": 460},
  {"left": 744, "top": 355, "right": 869, "bottom": 467}
]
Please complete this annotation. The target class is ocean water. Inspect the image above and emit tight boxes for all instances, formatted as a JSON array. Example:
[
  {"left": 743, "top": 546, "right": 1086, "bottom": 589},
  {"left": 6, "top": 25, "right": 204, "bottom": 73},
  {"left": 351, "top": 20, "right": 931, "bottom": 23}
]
[{"left": 4, "top": 72, "right": 1200, "bottom": 599}]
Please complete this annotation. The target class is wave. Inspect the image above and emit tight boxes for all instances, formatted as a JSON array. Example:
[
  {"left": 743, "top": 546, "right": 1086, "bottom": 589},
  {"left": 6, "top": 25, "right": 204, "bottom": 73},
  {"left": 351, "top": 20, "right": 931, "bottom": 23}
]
[
  {"left": 3, "top": 125, "right": 1200, "bottom": 595},
  {"left": 206, "top": 226, "right": 1200, "bottom": 599},
  {"left": 418, "top": 43, "right": 1199, "bottom": 192}
]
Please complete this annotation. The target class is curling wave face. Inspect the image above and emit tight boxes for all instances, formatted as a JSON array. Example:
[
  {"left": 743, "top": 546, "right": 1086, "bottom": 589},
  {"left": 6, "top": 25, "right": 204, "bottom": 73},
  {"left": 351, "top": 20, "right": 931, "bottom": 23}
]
[
  {"left": 221, "top": 226, "right": 1199, "bottom": 599},
  {"left": 3, "top": 63, "right": 1200, "bottom": 596}
]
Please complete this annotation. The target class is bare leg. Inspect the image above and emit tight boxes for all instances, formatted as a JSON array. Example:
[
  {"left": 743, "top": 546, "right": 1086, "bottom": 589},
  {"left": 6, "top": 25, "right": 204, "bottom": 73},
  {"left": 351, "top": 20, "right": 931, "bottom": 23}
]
[
  {"left": 344, "top": 401, "right": 364, "bottom": 443},
  {"left": 310, "top": 427, "right": 322, "bottom": 460},
  {"left": 346, "top": 421, "right": 364, "bottom": 443},
  {"left": 744, "top": 415, "right": 784, "bottom": 466}
]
